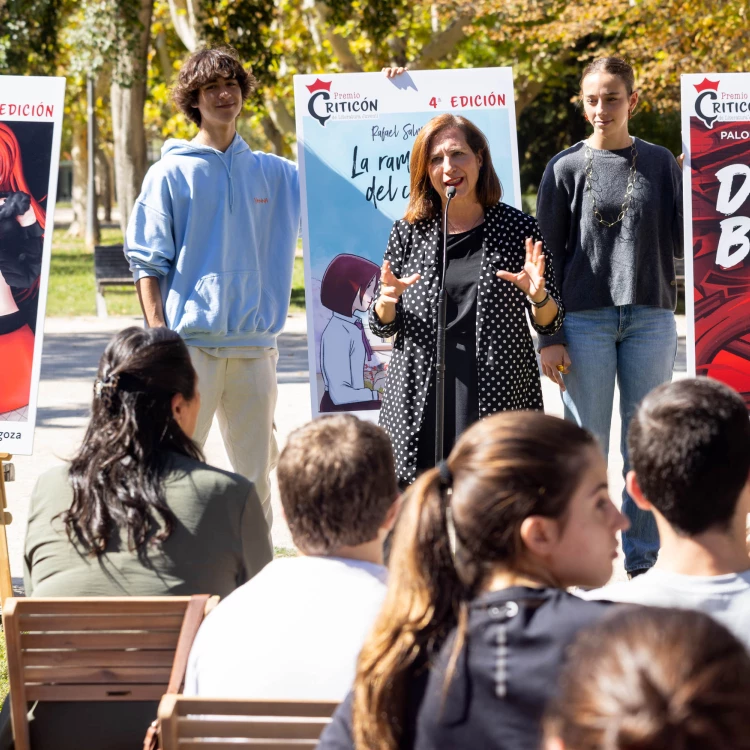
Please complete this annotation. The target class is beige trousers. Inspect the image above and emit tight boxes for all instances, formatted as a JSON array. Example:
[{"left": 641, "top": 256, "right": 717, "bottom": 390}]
[{"left": 188, "top": 347, "right": 279, "bottom": 529}]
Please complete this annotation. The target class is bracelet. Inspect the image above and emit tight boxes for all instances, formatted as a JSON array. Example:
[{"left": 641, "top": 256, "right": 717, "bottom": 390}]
[{"left": 527, "top": 292, "right": 550, "bottom": 309}]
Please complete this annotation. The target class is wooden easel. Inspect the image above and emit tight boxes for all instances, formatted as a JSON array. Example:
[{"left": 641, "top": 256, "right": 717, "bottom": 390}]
[{"left": 0, "top": 454, "right": 14, "bottom": 606}]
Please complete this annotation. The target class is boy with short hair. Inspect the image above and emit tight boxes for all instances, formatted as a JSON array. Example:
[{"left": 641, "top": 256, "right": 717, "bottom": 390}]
[
  {"left": 184, "top": 414, "right": 399, "bottom": 700},
  {"left": 585, "top": 378, "right": 750, "bottom": 648},
  {"left": 125, "top": 47, "right": 300, "bottom": 526}
]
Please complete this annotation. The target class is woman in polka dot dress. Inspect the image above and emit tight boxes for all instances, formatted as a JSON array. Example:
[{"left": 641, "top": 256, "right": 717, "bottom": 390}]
[{"left": 369, "top": 114, "right": 564, "bottom": 485}]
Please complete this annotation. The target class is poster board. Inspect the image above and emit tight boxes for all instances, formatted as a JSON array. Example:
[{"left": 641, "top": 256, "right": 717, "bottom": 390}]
[
  {"left": 681, "top": 72, "right": 750, "bottom": 406},
  {"left": 294, "top": 68, "right": 521, "bottom": 420},
  {"left": 0, "top": 76, "right": 66, "bottom": 454}
]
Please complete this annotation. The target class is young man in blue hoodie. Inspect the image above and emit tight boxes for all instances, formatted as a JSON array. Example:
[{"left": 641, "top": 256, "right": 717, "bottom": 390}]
[{"left": 125, "top": 47, "right": 300, "bottom": 527}]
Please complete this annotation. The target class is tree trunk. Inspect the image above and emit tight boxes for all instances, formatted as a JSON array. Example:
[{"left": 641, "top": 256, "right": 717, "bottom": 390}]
[
  {"left": 111, "top": 0, "right": 155, "bottom": 236},
  {"left": 167, "top": 0, "right": 202, "bottom": 51},
  {"left": 410, "top": 12, "right": 474, "bottom": 69},
  {"left": 265, "top": 97, "right": 297, "bottom": 157},
  {"left": 96, "top": 148, "right": 113, "bottom": 223},
  {"left": 155, "top": 30, "right": 173, "bottom": 83},
  {"left": 261, "top": 115, "right": 286, "bottom": 156},
  {"left": 68, "top": 118, "right": 87, "bottom": 238},
  {"left": 312, "top": 1, "right": 362, "bottom": 73}
]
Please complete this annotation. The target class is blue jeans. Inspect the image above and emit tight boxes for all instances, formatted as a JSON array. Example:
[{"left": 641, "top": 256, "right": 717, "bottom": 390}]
[{"left": 560, "top": 305, "right": 677, "bottom": 572}]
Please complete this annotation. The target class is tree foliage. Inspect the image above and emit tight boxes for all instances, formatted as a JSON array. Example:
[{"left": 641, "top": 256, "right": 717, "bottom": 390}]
[
  {"left": 3, "top": 0, "right": 748, "bottom": 200},
  {"left": 0, "top": 0, "right": 68, "bottom": 74}
]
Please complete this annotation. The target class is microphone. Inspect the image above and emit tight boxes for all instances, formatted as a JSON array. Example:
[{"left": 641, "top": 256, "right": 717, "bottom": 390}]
[
  {"left": 435, "top": 184, "right": 456, "bottom": 464},
  {"left": 441, "top": 186, "right": 456, "bottom": 289}
]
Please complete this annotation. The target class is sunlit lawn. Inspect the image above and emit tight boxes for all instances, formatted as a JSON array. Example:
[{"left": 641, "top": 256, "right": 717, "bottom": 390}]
[{"left": 46, "top": 229, "right": 306, "bottom": 317}]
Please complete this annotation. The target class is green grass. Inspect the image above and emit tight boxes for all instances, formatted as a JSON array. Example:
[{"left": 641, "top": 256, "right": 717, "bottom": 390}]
[
  {"left": 289, "top": 253, "right": 306, "bottom": 312},
  {"left": 273, "top": 546, "right": 298, "bottom": 558},
  {"left": 47, "top": 227, "right": 140, "bottom": 317},
  {"left": 46, "top": 229, "right": 307, "bottom": 316}
]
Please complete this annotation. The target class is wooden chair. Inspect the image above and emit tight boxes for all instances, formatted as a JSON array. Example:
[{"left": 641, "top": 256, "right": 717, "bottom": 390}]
[
  {"left": 2, "top": 595, "right": 217, "bottom": 750},
  {"left": 157, "top": 695, "right": 340, "bottom": 750}
]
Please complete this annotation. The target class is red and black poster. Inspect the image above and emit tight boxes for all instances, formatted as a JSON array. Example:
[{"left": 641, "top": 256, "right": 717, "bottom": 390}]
[
  {"left": 682, "top": 73, "right": 750, "bottom": 406},
  {"left": 0, "top": 76, "right": 65, "bottom": 454}
]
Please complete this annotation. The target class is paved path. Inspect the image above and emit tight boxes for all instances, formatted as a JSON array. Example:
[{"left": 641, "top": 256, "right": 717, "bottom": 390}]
[{"left": 3, "top": 313, "right": 687, "bottom": 587}]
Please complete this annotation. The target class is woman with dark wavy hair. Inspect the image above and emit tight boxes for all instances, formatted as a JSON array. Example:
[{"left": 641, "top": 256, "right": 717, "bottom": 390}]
[{"left": 23, "top": 326, "right": 272, "bottom": 598}]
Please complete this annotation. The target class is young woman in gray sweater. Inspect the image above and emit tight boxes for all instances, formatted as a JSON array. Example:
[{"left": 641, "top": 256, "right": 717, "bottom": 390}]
[{"left": 536, "top": 57, "right": 683, "bottom": 578}]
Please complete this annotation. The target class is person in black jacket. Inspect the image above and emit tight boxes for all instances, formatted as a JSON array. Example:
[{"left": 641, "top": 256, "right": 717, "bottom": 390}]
[
  {"left": 317, "top": 410, "right": 629, "bottom": 750},
  {"left": 369, "top": 113, "right": 564, "bottom": 485}
]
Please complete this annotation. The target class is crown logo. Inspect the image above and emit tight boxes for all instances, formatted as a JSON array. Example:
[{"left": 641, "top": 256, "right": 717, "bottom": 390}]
[
  {"left": 306, "top": 78, "right": 332, "bottom": 94},
  {"left": 694, "top": 78, "right": 720, "bottom": 94}
]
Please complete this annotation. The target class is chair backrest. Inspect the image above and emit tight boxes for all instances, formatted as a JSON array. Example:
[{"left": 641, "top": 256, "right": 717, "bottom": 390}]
[
  {"left": 158, "top": 695, "right": 340, "bottom": 750},
  {"left": 3, "top": 596, "right": 216, "bottom": 750}
]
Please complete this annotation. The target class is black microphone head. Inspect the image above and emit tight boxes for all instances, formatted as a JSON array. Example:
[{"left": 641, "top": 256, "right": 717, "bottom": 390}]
[{"left": 446, "top": 185, "right": 457, "bottom": 199}]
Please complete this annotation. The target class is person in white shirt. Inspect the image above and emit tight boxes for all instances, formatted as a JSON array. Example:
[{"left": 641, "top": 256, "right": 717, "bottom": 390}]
[
  {"left": 584, "top": 378, "right": 750, "bottom": 649},
  {"left": 184, "top": 414, "right": 399, "bottom": 700}
]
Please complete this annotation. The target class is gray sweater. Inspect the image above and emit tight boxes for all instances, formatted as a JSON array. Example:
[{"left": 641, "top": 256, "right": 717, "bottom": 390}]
[{"left": 536, "top": 137, "right": 683, "bottom": 348}]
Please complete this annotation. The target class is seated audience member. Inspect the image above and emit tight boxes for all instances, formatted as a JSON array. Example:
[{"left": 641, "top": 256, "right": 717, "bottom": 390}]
[
  {"left": 24, "top": 326, "right": 272, "bottom": 597},
  {"left": 544, "top": 606, "right": 750, "bottom": 750},
  {"left": 583, "top": 378, "right": 750, "bottom": 647},
  {"left": 185, "top": 414, "right": 399, "bottom": 701},
  {"left": 318, "top": 411, "right": 629, "bottom": 750},
  {"left": 3, "top": 327, "right": 272, "bottom": 750}
]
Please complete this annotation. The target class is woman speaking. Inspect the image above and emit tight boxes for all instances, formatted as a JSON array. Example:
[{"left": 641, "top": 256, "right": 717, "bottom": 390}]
[{"left": 370, "top": 113, "right": 564, "bottom": 485}]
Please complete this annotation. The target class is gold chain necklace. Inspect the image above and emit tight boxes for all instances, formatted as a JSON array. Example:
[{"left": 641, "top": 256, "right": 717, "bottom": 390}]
[{"left": 584, "top": 138, "right": 638, "bottom": 228}]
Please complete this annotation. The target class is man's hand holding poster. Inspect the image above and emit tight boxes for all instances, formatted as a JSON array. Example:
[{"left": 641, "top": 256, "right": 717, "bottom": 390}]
[
  {"left": 294, "top": 68, "right": 521, "bottom": 419},
  {"left": 682, "top": 73, "right": 750, "bottom": 407}
]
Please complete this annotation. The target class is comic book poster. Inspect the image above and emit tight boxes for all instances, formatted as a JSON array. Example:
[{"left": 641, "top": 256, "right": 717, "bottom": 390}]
[
  {"left": 294, "top": 68, "right": 521, "bottom": 420},
  {"left": 681, "top": 73, "right": 750, "bottom": 407},
  {"left": 0, "top": 76, "right": 66, "bottom": 454}
]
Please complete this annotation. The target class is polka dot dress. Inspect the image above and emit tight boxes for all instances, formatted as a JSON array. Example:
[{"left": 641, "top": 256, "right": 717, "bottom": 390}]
[{"left": 369, "top": 202, "right": 565, "bottom": 485}]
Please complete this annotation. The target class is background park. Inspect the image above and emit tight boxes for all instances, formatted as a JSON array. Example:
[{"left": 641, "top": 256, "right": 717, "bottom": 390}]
[{"left": 0, "top": 0, "right": 746, "bottom": 702}]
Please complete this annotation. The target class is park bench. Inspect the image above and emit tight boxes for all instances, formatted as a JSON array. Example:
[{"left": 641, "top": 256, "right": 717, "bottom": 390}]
[
  {"left": 157, "top": 695, "right": 339, "bottom": 749},
  {"left": 94, "top": 244, "right": 133, "bottom": 318},
  {"left": 3, "top": 594, "right": 216, "bottom": 750}
]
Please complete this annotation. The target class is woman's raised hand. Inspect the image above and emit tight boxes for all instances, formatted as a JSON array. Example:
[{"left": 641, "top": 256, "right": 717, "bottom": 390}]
[
  {"left": 496, "top": 237, "right": 547, "bottom": 301},
  {"left": 378, "top": 260, "right": 421, "bottom": 305},
  {"left": 382, "top": 67, "right": 407, "bottom": 78}
]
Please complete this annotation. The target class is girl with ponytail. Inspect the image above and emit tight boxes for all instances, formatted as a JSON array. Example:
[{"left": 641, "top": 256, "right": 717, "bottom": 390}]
[
  {"left": 545, "top": 607, "right": 750, "bottom": 750},
  {"left": 318, "top": 410, "right": 628, "bottom": 750}
]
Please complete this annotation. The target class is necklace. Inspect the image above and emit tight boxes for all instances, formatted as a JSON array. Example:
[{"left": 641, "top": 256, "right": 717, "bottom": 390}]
[
  {"left": 448, "top": 210, "right": 484, "bottom": 234},
  {"left": 584, "top": 137, "right": 638, "bottom": 228}
]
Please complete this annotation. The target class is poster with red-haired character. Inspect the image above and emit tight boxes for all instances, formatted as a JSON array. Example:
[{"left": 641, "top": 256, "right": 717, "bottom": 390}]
[
  {"left": 0, "top": 76, "right": 65, "bottom": 454},
  {"left": 294, "top": 68, "right": 521, "bottom": 420},
  {"left": 682, "top": 73, "right": 750, "bottom": 408}
]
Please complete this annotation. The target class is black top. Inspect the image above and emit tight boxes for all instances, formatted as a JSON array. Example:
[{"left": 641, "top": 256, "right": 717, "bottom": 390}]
[
  {"left": 317, "top": 587, "right": 614, "bottom": 750},
  {"left": 444, "top": 225, "right": 484, "bottom": 340},
  {"left": 536, "top": 137, "right": 682, "bottom": 348},
  {"left": 414, "top": 225, "right": 485, "bottom": 469}
]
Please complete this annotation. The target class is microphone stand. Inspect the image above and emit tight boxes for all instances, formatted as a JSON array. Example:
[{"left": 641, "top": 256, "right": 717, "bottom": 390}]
[{"left": 435, "top": 185, "right": 456, "bottom": 465}]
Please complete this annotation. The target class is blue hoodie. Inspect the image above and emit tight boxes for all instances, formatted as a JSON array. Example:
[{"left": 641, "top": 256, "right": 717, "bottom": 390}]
[{"left": 125, "top": 134, "right": 300, "bottom": 348}]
